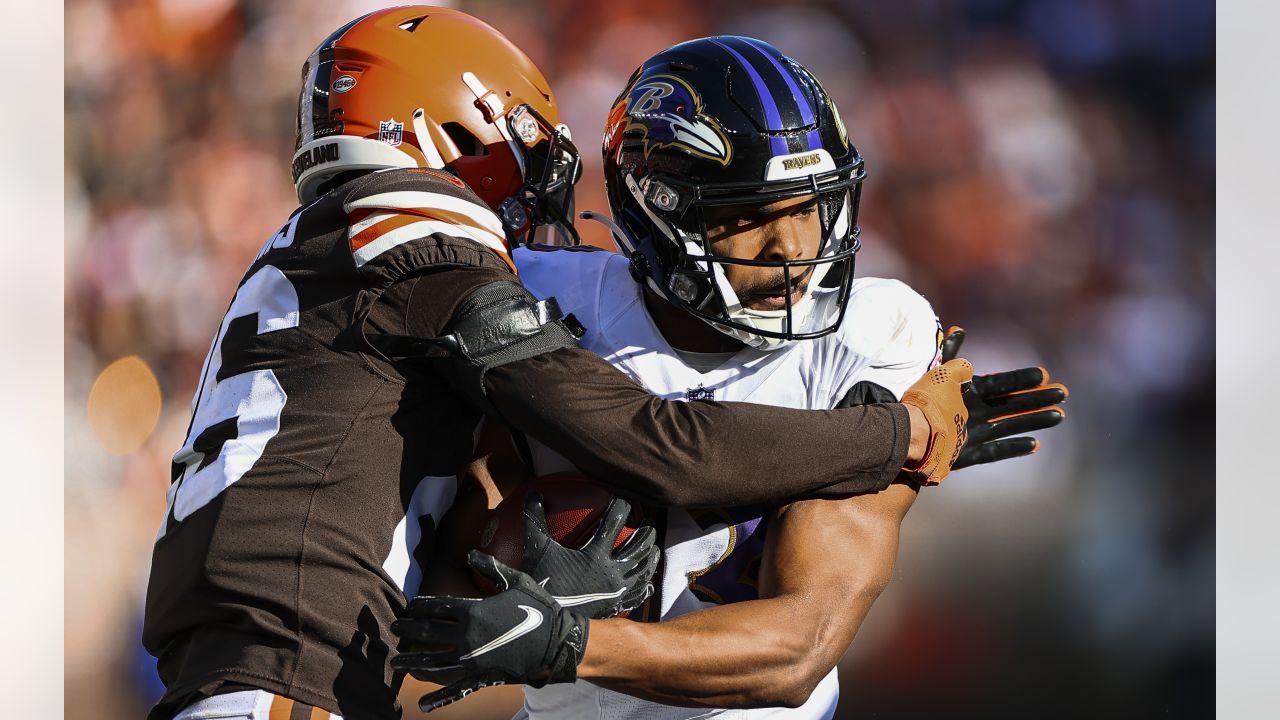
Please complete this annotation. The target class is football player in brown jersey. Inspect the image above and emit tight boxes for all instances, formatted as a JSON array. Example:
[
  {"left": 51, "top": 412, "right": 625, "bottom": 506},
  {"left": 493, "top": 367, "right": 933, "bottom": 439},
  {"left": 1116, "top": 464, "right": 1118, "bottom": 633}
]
[{"left": 143, "top": 8, "right": 974, "bottom": 720}]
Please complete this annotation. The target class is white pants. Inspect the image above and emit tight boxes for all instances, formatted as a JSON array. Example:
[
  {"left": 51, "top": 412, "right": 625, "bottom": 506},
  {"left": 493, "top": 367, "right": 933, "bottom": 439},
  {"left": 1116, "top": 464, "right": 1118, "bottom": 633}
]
[{"left": 171, "top": 689, "right": 343, "bottom": 720}]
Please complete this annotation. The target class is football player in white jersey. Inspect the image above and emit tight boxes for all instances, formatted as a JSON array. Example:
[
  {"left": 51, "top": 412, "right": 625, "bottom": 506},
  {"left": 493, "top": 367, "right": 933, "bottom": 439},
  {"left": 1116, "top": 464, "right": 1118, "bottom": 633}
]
[{"left": 393, "top": 36, "right": 1067, "bottom": 718}]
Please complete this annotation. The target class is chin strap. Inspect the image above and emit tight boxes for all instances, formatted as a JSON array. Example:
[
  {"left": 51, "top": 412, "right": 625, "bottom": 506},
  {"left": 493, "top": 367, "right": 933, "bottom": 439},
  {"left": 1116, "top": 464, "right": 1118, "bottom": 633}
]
[{"left": 367, "top": 280, "right": 585, "bottom": 415}]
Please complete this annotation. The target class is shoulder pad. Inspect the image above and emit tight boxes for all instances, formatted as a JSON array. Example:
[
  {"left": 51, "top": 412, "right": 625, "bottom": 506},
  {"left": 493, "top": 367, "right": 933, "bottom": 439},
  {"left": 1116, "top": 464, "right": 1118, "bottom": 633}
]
[
  {"left": 835, "top": 277, "right": 939, "bottom": 368},
  {"left": 339, "top": 168, "right": 511, "bottom": 269},
  {"left": 514, "top": 246, "right": 620, "bottom": 341}
]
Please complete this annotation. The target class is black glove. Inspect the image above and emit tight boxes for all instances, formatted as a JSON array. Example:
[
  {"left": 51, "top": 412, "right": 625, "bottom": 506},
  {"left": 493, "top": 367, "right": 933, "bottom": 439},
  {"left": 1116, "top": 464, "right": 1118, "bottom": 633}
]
[
  {"left": 940, "top": 327, "right": 1068, "bottom": 469},
  {"left": 521, "top": 491, "right": 659, "bottom": 618},
  {"left": 393, "top": 551, "right": 590, "bottom": 712}
]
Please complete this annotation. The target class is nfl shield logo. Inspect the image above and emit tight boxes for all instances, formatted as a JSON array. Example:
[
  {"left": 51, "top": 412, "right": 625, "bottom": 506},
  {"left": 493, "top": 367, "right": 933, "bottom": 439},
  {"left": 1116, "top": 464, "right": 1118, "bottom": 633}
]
[
  {"left": 379, "top": 118, "right": 403, "bottom": 147},
  {"left": 685, "top": 385, "right": 716, "bottom": 402}
]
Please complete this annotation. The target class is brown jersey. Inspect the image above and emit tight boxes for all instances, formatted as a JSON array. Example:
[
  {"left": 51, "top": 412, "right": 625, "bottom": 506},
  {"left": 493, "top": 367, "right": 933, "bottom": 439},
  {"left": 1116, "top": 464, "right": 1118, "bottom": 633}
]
[{"left": 143, "top": 168, "right": 509, "bottom": 719}]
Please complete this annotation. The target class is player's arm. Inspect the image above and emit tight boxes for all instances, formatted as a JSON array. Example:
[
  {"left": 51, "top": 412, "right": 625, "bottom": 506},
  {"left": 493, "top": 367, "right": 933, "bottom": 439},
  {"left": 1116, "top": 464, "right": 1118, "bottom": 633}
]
[
  {"left": 489, "top": 348, "right": 944, "bottom": 505},
  {"left": 396, "top": 483, "right": 918, "bottom": 711},
  {"left": 373, "top": 267, "right": 967, "bottom": 508},
  {"left": 576, "top": 484, "right": 917, "bottom": 709}
]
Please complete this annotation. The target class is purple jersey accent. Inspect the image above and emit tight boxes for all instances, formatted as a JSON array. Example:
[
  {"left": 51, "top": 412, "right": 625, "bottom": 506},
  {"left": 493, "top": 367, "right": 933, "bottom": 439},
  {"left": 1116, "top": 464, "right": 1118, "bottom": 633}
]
[
  {"left": 687, "top": 505, "right": 771, "bottom": 606},
  {"left": 741, "top": 38, "right": 822, "bottom": 152},
  {"left": 711, "top": 39, "right": 789, "bottom": 157}
]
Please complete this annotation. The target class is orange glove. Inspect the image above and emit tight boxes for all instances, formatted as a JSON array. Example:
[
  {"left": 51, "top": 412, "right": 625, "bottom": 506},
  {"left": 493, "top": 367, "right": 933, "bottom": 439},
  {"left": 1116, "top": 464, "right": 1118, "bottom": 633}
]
[{"left": 900, "top": 359, "right": 974, "bottom": 485}]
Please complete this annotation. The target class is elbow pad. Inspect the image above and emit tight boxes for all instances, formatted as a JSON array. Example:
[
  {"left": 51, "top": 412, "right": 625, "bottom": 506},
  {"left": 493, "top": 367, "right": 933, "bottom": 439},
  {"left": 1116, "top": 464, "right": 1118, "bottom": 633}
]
[{"left": 369, "top": 280, "right": 584, "bottom": 414}]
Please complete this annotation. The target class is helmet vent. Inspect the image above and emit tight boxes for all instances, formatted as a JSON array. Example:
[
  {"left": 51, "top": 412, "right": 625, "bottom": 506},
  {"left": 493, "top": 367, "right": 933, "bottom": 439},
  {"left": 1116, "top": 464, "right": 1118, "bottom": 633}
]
[
  {"left": 443, "top": 122, "right": 489, "bottom": 156},
  {"left": 398, "top": 16, "right": 426, "bottom": 32},
  {"left": 668, "top": 61, "right": 697, "bottom": 72}
]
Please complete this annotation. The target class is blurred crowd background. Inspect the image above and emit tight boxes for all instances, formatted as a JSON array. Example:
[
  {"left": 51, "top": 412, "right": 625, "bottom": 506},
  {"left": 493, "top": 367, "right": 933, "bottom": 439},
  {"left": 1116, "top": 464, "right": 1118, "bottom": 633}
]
[{"left": 64, "top": 0, "right": 1214, "bottom": 717}]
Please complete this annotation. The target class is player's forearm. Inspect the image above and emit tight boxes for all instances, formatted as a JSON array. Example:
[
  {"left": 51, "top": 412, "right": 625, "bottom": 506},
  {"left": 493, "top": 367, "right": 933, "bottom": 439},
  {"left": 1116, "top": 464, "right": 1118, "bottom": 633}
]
[
  {"left": 580, "top": 488, "right": 917, "bottom": 709},
  {"left": 577, "top": 594, "right": 874, "bottom": 709},
  {"left": 486, "top": 347, "right": 911, "bottom": 508}
]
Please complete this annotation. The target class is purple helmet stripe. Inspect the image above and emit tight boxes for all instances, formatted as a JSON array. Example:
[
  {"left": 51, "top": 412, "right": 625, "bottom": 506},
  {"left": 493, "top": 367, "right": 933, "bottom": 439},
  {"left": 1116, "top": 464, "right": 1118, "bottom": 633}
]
[
  {"left": 740, "top": 38, "right": 823, "bottom": 152},
  {"left": 710, "top": 39, "right": 789, "bottom": 157}
]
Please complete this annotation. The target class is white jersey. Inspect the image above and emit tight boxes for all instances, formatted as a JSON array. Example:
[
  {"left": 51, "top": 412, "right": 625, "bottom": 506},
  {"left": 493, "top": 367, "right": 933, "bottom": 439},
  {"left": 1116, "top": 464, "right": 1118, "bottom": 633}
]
[{"left": 512, "top": 246, "right": 940, "bottom": 720}]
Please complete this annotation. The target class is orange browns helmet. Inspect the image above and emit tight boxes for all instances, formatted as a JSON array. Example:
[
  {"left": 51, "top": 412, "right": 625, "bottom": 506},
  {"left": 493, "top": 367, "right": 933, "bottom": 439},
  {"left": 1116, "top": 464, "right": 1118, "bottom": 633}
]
[{"left": 292, "top": 6, "right": 582, "bottom": 246}]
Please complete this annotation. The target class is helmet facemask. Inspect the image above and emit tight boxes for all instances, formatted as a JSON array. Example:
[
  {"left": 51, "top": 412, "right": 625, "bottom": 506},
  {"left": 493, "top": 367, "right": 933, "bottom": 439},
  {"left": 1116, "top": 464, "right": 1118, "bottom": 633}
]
[
  {"left": 618, "top": 159, "right": 865, "bottom": 351},
  {"left": 499, "top": 104, "right": 583, "bottom": 247}
]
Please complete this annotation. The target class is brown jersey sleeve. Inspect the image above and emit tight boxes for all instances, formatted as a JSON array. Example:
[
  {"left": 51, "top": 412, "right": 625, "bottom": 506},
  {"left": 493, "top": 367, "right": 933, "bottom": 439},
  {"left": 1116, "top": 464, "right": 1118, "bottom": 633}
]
[
  {"left": 485, "top": 348, "right": 910, "bottom": 507},
  {"left": 364, "top": 264, "right": 514, "bottom": 338},
  {"left": 372, "top": 266, "right": 911, "bottom": 508}
]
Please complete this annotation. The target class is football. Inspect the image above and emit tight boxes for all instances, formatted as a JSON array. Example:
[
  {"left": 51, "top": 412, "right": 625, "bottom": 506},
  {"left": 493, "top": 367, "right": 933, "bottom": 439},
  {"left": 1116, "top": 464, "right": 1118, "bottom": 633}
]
[{"left": 474, "top": 472, "right": 643, "bottom": 593}]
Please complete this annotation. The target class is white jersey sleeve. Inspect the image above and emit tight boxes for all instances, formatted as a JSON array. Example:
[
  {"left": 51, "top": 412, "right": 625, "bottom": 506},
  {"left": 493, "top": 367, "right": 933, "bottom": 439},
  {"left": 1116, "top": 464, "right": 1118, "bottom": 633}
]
[{"left": 821, "top": 277, "right": 941, "bottom": 403}]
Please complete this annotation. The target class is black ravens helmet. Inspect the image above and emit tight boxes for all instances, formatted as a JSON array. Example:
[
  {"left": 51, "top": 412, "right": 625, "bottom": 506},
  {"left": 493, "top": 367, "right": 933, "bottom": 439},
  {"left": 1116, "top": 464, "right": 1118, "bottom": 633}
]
[{"left": 598, "top": 36, "right": 865, "bottom": 350}]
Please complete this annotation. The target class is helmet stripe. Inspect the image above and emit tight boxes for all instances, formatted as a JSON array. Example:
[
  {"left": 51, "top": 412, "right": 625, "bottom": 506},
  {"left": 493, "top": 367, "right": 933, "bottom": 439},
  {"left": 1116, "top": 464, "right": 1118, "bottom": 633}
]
[
  {"left": 309, "top": 53, "right": 335, "bottom": 145},
  {"left": 739, "top": 37, "right": 822, "bottom": 152},
  {"left": 299, "top": 52, "right": 318, "bottom": 147},
  {"left": 317, "top": 12, "right": 368, "bottom": 52},
  {"left": 709, "top": 39, "right": 789, "bottom": 157},
  {"left": 299, "top": 13, "right": 368, "bottom": 150}
]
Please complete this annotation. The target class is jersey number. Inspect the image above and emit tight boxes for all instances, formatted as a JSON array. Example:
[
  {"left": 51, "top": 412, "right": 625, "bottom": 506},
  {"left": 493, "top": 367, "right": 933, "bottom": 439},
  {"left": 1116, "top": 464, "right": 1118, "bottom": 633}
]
[{"left": 162, "top": 221, "right": 299, "bottom": 536}]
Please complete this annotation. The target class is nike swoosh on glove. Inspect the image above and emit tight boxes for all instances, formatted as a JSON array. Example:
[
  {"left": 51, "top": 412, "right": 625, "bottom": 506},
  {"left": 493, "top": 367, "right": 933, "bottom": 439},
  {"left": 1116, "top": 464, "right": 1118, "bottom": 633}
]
[
  {"left": 940, "top": 326, "right": 1069, "bottom": 469},
  {"left": 521, "top": 491, "right": 659, "bottom": 618},
  {"left": 392, "top": 551, "right": 590, "bottom": 713}
]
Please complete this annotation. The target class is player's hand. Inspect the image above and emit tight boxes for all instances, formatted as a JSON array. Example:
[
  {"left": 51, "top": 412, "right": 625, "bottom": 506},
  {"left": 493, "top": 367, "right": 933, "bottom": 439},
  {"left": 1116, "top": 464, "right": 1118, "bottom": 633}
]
[
  {"left": 392, "top": 551, "right": 590, "bottom": 712},
  {"left": 521, "top": 491, "right": 659, "bottom": 618},
  {"left": 900, "top": 358, "right": 974, "bottom": 485},
  {"left": 939, "top": 326, "right": 1068, "bottom": 469}
]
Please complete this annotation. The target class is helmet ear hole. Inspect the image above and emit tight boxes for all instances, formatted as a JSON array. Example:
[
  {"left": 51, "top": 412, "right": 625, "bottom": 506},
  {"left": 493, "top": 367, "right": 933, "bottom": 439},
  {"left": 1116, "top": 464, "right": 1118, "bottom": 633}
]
[
  {"left": 397, "top": 16, "right": 426, "bottom": 32},
  {"left": 443, "top": 122, "right": 489, "bottom": 156}
]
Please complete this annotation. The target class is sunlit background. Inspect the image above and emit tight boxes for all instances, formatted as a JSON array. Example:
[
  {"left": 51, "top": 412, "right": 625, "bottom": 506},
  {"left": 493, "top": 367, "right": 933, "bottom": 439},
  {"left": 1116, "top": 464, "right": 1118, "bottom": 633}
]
[{"left": 64, "top": 0, "right": 1214, "bottom": 717}]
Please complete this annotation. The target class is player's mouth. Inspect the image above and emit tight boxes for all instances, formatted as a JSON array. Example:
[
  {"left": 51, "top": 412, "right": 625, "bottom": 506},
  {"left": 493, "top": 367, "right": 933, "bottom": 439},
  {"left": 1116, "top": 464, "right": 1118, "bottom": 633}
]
[{"left": 743, "top": 269, "right": 812, "bottom": 311}]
